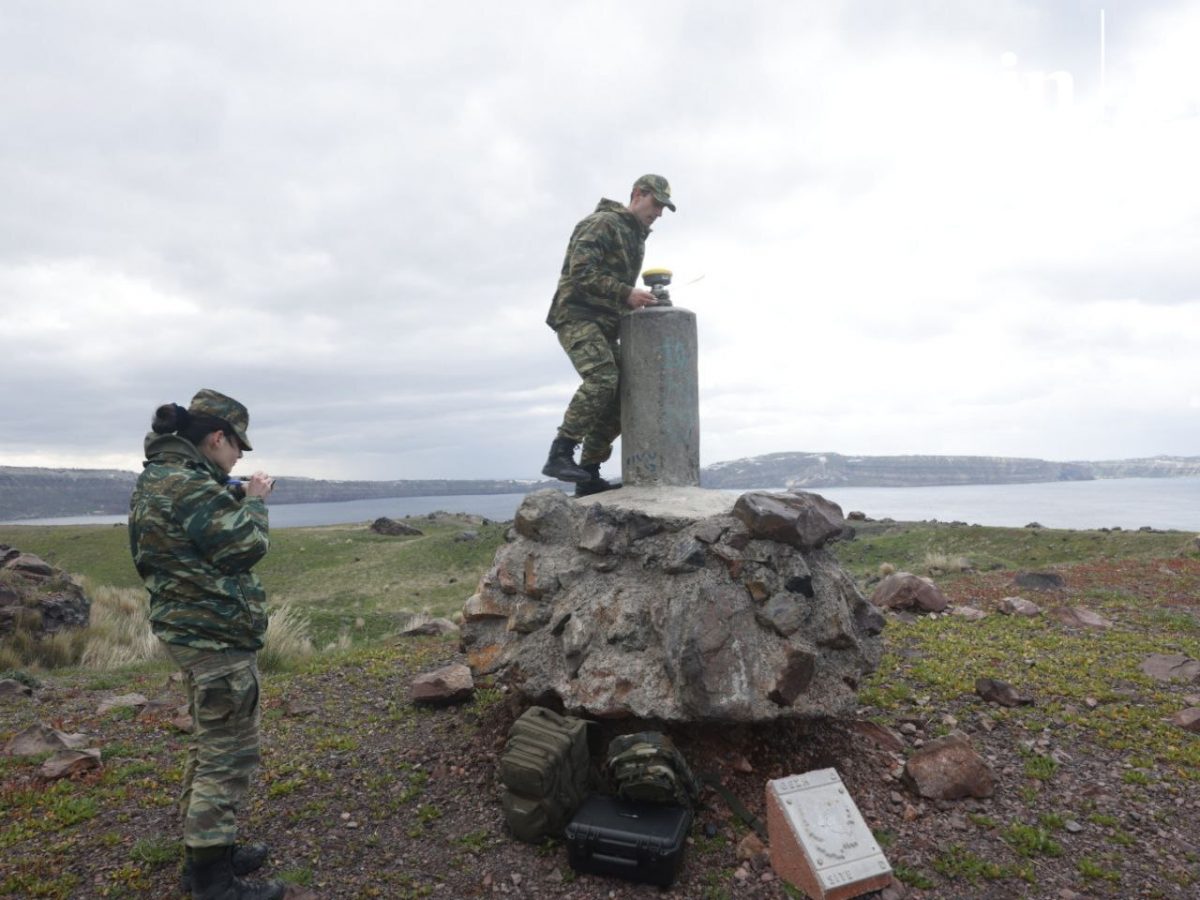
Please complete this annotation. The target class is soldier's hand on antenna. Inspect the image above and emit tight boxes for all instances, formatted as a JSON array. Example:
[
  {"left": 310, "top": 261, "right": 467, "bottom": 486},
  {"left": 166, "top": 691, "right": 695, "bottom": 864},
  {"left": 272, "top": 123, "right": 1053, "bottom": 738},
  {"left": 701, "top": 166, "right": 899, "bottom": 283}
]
[
  {"left": 641, "top": 268, "right": 673, "bottom": 306},
  {"left": 626, "top": 288, "right": 657, "bottom": 309}
]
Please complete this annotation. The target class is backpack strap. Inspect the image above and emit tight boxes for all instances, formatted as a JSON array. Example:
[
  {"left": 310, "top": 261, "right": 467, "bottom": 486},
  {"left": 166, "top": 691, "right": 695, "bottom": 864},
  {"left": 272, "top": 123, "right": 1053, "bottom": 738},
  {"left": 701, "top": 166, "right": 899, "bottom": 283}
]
[
  {"left": 661, "top": 740, "right": 701, "bottom": 804},
  {"left": 696, "top": 770, "right": 767, "bottom": 841}
]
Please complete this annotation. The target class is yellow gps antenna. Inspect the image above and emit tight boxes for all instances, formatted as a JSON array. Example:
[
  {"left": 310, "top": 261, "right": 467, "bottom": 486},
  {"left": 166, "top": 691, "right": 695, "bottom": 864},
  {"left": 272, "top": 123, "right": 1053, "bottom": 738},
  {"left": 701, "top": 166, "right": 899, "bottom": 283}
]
[{"left": 642, "top": 268, "right": 673, "bottom": 306}]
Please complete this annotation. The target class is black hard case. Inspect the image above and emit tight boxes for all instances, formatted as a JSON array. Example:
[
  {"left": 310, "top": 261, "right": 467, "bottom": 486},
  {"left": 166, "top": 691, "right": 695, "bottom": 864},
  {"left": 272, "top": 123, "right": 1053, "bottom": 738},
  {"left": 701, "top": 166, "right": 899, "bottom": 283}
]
[{"left": 564, "top": 794, "right": 692, "bottom": 888}]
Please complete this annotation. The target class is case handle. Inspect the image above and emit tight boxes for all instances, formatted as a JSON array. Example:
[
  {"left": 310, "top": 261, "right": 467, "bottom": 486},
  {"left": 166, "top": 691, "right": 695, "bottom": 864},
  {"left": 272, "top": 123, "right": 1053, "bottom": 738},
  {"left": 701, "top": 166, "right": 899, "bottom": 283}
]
[{"left": 590, "top": 852, "right": 637, "bottom": 868}]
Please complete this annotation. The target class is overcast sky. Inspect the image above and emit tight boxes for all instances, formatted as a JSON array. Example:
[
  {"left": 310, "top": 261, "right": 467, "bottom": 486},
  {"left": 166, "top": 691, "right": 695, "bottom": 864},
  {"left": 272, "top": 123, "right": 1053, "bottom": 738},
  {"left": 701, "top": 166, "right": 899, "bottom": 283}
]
[{"left": 2, "top": 1, "right": 1197, "bottom": 480}]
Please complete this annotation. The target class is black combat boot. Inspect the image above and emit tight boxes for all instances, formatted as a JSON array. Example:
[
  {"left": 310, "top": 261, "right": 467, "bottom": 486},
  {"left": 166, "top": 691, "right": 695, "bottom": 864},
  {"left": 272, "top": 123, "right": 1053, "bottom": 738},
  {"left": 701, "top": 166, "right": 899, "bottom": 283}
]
[
  {"left": 541, "top": 437, "right": 591, "bottom": 483},
  {"left": 574, "top": 463, "right": 621, "bottom": 497},
  {"left": 189, "top": 845, "right": 284, "bottom": 900},
  {"left": 182, "top": 843, "right": 269, "bottom": 893}
]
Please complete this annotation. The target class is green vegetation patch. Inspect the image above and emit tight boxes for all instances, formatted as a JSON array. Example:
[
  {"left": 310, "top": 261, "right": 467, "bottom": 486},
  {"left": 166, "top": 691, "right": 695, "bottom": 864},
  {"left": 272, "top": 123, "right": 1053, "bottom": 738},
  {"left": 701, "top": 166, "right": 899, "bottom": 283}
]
[
  {"left": 129, "top": 836, "right": 179, "bottom": 866},
  {"left": 858, "top": 596, "right": 1200, "bottom": 778},
  {"left": 257, "top": 520, "right": 506, "bottom": 642},
  {"left": 1022, "top": 751, "right": 1059, "bottom": 782},
  {"left": 1, "top": 516, "right": 505, "bottom": 616},
  {"left": 892, "top": 864, "right": 936, "bottom": 889},
  {"left": 453, "top": 829, "right": 493, "bottom": 852},
  {"left": 0, "top": 781, "right": 100, "bottom": 850},
  {"left": 0, "top": 526, "right": 142, "bottom": 589},
  {"left": 833, "top": 521, "right": 1189, "bottom": 583},
  {"left": 1078, "top": 855, "right": 1122, "bottom": 883},
  {"left": 1002, "top": 822, "right": 1063, "bottom": 857},
  {"left": 3, "top": 517, "right": 1197, "bottom": 897},
  {"left": 933, "top": 844, "right": 1020, "bottom": 883},
  {"left": 0, "top": 517, "right": 504, "bottom": 672},
  {"left": 0, "top": 870, "right": 80, "bottom": 899}
]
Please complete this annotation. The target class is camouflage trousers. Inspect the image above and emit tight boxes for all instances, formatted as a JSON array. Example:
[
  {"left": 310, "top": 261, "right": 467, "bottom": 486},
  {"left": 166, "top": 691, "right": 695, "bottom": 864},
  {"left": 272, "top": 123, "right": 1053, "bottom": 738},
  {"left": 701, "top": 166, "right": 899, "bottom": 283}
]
[
  {"left": 555, "top": 320, "right": 621, "bottom": 466},
  {"left": 163, "top": 642, "right": 261, "bottom": 849}
]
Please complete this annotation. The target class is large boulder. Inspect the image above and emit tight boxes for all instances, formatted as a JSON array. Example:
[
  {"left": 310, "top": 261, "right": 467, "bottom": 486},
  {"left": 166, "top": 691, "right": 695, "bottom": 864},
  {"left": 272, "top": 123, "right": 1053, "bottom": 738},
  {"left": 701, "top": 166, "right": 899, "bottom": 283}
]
[
  {"left": 0, "top": 678, "right": 34, "bottom": 701},
  {"left": 460, "top": 489, "right": 884, "bottom": 722},
  {"left": 903, "top": 732, "right": 995, "bottom": 800},
  {"left": 1013, "top": 571, "right": 1065, "bottom": 591},
  {"left": 1171, "top": 708, "right": 1200, "bottom": 733},
  {"left": 0, "top": 545, "right": 91, "bottom": 638},
  {"left": 410, "top": 663, "right": 474, "bottom": 706},
  {"left": 1140, "top": 653, "right": 1200, "bottom": 683},
  {"left": 4, "top": 724, "right": 91, "bottom": 756},
  {"left": 369, "top": 517, "right": 423, "bottom": 536},
  {"left": 869, "top": 572, "right": 949, "bottom": 613},
  {"left": 1048, "top": 606, "right": 1112, "bottom": 630},
  {"left": 731, "top": 491, "right": 847, "bottom": 551}
]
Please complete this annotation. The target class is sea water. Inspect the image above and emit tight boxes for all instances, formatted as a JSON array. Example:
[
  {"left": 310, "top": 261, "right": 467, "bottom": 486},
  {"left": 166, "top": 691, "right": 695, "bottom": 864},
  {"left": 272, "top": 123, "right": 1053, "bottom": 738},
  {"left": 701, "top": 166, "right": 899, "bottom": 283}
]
[
  {"left": 811, "top": 476, "right": 1200, "bottom": 532},
  {"left": 7, "top": 477, "right": 1200, "bottom": 532}
]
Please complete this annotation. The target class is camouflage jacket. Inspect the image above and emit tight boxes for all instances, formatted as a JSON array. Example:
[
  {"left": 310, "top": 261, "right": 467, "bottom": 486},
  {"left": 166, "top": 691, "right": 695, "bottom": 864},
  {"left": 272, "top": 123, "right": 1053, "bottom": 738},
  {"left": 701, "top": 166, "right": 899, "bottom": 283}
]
[
  {"left": 128, "top": 433, "right": 270, "bottom": 651},
  {"left": 545, "top": 198, "right": 648, "bottom": 338}
]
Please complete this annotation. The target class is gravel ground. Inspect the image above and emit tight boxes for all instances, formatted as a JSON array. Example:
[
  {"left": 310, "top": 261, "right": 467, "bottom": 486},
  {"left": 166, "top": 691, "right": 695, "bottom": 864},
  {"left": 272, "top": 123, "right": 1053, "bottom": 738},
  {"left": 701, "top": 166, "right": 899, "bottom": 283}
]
[{"left": 3, "top": 559, "right": 1200, "bottom": 899}]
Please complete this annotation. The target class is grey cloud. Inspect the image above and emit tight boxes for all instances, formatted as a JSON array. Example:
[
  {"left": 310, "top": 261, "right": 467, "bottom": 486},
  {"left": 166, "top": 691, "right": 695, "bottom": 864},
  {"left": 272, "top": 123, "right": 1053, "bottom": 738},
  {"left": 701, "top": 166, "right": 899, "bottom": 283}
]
[
  {"left": 1009, "top": 257, "right": 1200, "bottom": 306},
  {"left": 3, "top": 0, "right": 1199, "bottom": 482}
]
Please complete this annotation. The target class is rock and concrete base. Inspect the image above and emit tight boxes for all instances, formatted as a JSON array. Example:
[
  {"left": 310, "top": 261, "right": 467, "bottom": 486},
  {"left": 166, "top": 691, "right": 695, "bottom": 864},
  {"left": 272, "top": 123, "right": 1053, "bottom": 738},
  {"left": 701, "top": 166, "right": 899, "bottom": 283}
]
[
  {"left": 574, "top": 484, "right": 736, "bottom": 519},
  {"left": 766, "top": 770, "right": 892, "bottom": 900},
  {"left": 460, "top": 487, "right": 884, "bottom": 722}
]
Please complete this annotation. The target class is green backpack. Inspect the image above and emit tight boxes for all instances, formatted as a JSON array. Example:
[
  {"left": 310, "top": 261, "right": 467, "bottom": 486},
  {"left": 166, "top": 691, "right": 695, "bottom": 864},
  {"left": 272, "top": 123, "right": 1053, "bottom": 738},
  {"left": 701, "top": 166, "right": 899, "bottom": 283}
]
[
  {"left": 498, "top": 706, "right": 590, "bottom": 843},
  {"left": 605, "top": 732, "right": 701, "bottom": 808}
]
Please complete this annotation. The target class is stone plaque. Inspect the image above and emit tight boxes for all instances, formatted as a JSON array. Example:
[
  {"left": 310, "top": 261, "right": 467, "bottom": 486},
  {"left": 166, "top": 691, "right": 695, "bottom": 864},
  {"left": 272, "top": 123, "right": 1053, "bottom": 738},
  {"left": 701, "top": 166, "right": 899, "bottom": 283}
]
[{"left": 766, "top": 769, "right": 891, "bottom": 900}]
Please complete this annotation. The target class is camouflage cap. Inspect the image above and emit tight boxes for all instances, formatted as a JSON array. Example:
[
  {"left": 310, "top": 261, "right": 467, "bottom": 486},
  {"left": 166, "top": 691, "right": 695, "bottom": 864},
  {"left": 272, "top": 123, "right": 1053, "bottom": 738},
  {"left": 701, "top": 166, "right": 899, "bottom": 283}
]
[
  {"left": 633, "top": 174, "right": 676, "bottom": 211},
  {"left": 188, "top": 389, "right": 253, "bottom": 451}
]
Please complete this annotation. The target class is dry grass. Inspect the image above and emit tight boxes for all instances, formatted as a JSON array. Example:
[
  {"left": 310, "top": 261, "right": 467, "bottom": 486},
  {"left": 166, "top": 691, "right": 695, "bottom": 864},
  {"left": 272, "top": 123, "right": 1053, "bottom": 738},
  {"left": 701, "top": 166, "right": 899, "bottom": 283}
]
[
  {"left": 321, "top": 633, "right": 355, "bottom": 655},
  {"left": 1, "top": 518, "right": 509, "bottom": 649},
  {"left": 923, "top": 550, "right": 972, "bottom": 574},
  {"left": 0, "top": 628, "right": 84, "bottom": 671},
  {"left": 78, "top": 583, "right": 163, "bottom": 670},
  {"left": 398, "top": 610, "right": 432, "bottom": 632},
  {"left": 259, "top": 600, "right": 316, "bottom": 673},
  {"left": 2, "top": 581, "right": 317, "bottom": 674}
]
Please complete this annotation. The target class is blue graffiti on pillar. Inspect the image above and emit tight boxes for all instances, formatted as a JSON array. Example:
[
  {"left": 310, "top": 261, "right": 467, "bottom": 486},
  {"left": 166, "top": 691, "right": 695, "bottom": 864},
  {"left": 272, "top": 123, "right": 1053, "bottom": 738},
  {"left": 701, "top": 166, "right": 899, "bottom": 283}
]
[{"left": 624, "top": 450, "right": 659, "bottom": 476}]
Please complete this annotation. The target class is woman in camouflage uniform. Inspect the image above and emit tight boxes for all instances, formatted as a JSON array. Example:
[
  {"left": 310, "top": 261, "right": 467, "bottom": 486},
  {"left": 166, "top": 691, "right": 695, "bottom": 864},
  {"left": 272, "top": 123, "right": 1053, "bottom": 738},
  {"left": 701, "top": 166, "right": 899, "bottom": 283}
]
[{"left": 128, "top": 389, "right": 284, "bottom": 900}]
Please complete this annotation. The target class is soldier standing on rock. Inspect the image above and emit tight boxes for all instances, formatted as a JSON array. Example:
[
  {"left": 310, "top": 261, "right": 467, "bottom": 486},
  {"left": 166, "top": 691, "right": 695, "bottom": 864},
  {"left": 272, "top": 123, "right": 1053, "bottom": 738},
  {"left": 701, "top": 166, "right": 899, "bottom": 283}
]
[
  {"left": 128, "top": 389, "right": 284, "bottom": 900},
  {"left": 542, "top": 174, "right": 676, "bottom": 496}
]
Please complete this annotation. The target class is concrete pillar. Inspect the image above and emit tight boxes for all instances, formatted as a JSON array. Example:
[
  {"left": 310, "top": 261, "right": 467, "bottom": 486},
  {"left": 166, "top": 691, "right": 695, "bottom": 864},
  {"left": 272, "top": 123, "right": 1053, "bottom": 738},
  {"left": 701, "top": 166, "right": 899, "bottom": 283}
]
[{"left": 619, "top": 306, "right": 700, "bottom": 487}]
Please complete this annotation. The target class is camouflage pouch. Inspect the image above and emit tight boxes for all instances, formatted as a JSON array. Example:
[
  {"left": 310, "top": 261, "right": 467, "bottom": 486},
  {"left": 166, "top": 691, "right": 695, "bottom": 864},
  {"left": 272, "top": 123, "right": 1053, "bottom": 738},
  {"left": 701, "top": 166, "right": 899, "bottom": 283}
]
[
  {"left": 605, "top": 732, "right": 701, "bottom": 808},
  {"left": 498, "top": 706, "right": 590, "bottom": 843}
]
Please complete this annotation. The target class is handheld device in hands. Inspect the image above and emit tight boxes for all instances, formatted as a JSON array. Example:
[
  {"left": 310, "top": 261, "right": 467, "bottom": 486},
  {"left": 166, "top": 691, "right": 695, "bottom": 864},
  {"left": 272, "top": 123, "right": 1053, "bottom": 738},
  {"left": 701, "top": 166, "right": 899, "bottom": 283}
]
[{"left": 227, "top": 474, "right": 275, "bottom": 498}]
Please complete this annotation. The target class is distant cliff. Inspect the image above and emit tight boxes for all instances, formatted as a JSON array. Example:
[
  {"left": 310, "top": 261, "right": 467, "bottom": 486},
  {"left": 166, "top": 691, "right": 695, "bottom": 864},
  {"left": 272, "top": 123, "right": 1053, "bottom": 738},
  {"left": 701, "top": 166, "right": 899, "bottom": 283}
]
[
  {"left": 698, "top": 453, "right": 1200, "bottom": 490},
  {"left": 1084, "top": 457, "right": 1200, "bottom": 480},
  {"left": 267, "top": 477, "right": 542, "bottom": 505},
  {"left": 0, "top": 467, "right": 139, "bottom": 520},
  {"left": 0, "top": 467, "right": 548, "bottom": 521},
  {"left": 4, "top": 453, "right": 1200, "bottom": 520}
]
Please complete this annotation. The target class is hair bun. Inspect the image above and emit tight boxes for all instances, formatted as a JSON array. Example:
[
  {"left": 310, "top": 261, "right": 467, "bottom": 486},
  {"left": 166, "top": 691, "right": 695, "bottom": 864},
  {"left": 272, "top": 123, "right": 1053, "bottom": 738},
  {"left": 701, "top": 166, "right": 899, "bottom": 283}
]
[{"left": 150, "top": 402, "right": 191, "bottom": 434}]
